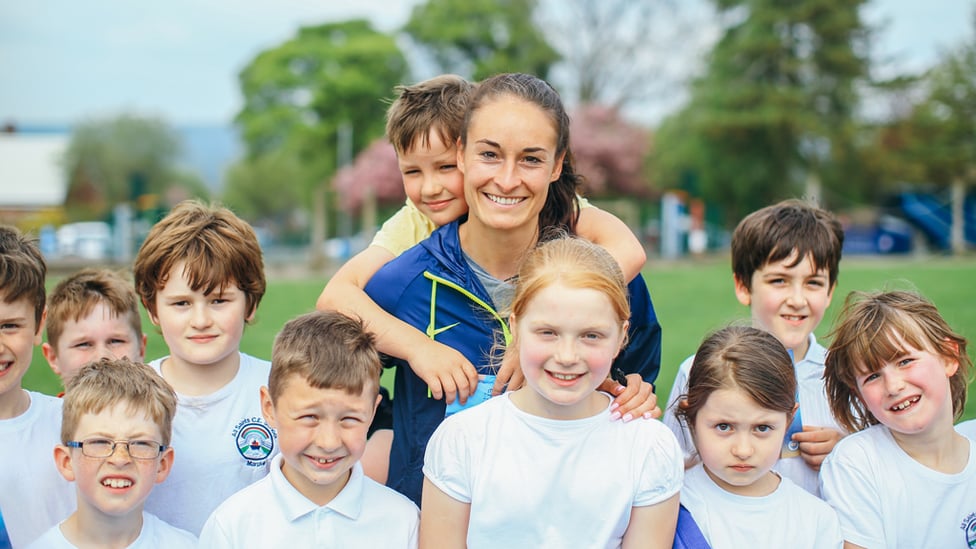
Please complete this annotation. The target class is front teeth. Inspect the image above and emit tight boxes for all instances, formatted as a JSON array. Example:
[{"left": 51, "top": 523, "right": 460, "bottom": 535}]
[
  {"left": 487, "top": 194, "right": 521, "bottom": 206},
  {"left": 102, "top": 478, "right": 132, "bottom": 488},
  {"left": 316, "top": 457, "right": 340, "bottom": 464},
  {"left": 892, "top": 396, "right": 919, "bottom": 411},
  {"left": 551, "top": 373, "right": 579, "bottom": 381}
]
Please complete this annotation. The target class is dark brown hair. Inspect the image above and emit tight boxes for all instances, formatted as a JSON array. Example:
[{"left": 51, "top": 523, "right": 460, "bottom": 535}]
[
  {"left": 731, "top": 199, "right": 843, "bottom": 291},
  {"left": 461, "top": 73, "right": 581, "bottom": 238}
]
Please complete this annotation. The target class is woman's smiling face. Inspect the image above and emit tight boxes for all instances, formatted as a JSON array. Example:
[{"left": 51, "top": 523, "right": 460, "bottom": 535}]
[{"left": 458, "top": 94, "right": 564, "bottom": 235}]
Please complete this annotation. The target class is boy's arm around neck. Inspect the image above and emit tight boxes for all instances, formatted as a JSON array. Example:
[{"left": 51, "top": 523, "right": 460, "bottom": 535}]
[
  {"left": 577, "top": 206, "right": 646, "bottom": 281},
  {"left": 316, "top": 245, "right": 480, "bottom": 405}
]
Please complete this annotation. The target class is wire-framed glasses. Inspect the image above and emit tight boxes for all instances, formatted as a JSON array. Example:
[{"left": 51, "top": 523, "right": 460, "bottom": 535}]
[{"left": 65, "top": 438, "right": 167, "bottom": 459}]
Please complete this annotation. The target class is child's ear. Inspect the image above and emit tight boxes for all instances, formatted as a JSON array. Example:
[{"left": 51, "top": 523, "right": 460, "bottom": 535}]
[
  {"left": 456, "top": 138, "right": 466, "bottom": 174},
  {"left": 42, "top": 342, "right": 63, "bottom": 377},
  {"left": 733, "top": 275, "right": 752, "bottom": 306},
  {"left": 155, "top": 446, "right": 175, "bottom": 484},
  {"left": 53, "top": 445, "right": 76, "bottom": 483},
  {"left": 260, "top": 386, "right": 277, "bottom": 429},
  {"left": 33, "top": 308, "right": 47, "bottom": 345},
  {"left": 137, "top": 333, "right": 148, "bottom": 362},
  {"left": 941, "top": 338, "right": 961, "bottom": 378}
]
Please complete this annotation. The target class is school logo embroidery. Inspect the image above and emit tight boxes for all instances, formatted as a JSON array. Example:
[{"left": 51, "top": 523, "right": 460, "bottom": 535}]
[
  {"left": 961, "top": 512, "right": 976, "bottom": 547},
  {"left": 232, "top": 417, "right": 275, "bottom": 467}
]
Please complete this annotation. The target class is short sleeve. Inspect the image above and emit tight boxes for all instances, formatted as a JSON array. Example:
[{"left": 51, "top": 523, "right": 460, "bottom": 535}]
[
  {"left": 820, "top": 444, "right": 885, "bottom": 548},
  {"left": 661, "top": 355, "right": 696, "bottom": 461},
  {"left": 422, "top": 416, "right": 473, "bottom": 503},
  {"left": 634, "top": 426, "right": 684, "bottom": 507},
  {"left": 371, "top": 199, "right": 437, "bottom": 257}
]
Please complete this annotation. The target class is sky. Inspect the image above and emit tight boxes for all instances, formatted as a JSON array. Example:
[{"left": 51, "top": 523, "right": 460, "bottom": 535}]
[{"left": 1, "top": 0, "right": 973, "bottom": 128}]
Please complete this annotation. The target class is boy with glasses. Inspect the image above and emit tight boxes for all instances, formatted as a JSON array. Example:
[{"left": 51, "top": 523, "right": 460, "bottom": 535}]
[{"left": 28, "top": 358, "right": 196, "bottom": 547}]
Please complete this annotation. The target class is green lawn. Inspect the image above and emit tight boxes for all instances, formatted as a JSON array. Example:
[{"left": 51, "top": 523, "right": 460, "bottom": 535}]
[{"left": 23, "top": 255, "right": 976, "bottom": 421}]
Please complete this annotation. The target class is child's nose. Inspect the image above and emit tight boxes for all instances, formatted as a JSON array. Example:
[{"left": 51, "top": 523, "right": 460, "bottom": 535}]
[
  {"left": 190, "top": 304, "right": 212, "bottom": 327},
  {"left": 315, "top": 423, "right": 342, "bottom": 452},
  {"left": 553, "top": 339, "right": 578, "bottom": 365},
  {"left": 731, "top": 435, "right": 754, "bottom": 459},
  {"left": 883, "top": 370, "right": 906, "bottom": 395}
]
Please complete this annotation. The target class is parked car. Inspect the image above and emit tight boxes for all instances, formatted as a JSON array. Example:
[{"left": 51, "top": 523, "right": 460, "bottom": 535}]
[{"left": 57, "top": 222, "right": 112, "bottom": 260}]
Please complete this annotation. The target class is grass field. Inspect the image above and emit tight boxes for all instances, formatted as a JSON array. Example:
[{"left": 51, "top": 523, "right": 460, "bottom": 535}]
[{"left": 23, "top": 254, "right": 976, "bottom": 421}]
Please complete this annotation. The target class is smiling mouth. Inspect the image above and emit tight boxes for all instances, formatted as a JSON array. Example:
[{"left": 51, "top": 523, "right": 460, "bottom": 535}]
[
  {"left": 486, "top": 193, "right": 523, "bottom": 206},
  {"left": 425, "top": 199, "right": 453, "bottom": 209},
  {"left": 102, "top": 478, "right": 133, "bottom": 489},
  {"left": 890, "top": 396, "right": 920, "bottom": 412},
  {"left": 311, "top": 456, "right": 342, "bottom": 465},
  {"left": 549, "top": 372, "right": 582, "bottom": 382},
  {"left": 0, "top": 362, "right": 10, "bottom": 372},
  {"left": 781, "top": 315, "right": 806, "bottom": 322}
]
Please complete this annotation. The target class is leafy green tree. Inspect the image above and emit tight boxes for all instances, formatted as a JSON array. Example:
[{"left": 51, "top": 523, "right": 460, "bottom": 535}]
[
  {"left": 652, "top": 0, "right": 870, "bottom": 223},
  {"left": 221, "top": 151, "right": 304, "bottom": 222},
  {"left": 234, "top": 19, "right": 408, "bottom": 253},
  {"left": 62, "top": 114, "right": 207, "bottom": 221},
  {"left": 902, "top": 25, "right": 976, "bottom": 253},
  {"left": 404, "top": 0, "right": 559, "bottom": 80}
]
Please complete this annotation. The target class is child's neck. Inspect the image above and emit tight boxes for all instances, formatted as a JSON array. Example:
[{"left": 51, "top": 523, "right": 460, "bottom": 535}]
[
  {"left": 61, "top": 505, "right": 144, "bottom": 549},
  {"left": 509, "top": 388, "right": 609, "bottom": 420},
  {"left": 889, "top": 422, "right": 971, "bottom": 474},
  {"left": 160, "top": 353, "right": 240, "bottom": 396},
  {"left": 0, "top": 387, "right": 30, "bottom": 420}
]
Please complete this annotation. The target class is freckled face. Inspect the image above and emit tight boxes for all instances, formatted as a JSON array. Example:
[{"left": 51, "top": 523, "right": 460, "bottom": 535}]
[
  {"left": 511, "top": 282, "right": 625, "bottom": 420},
  {"left": 855, "top": 334, "right": 958, "bottom": 439},
  {"left": 56, "top": 404, "right": 172, "bottom": 519}
]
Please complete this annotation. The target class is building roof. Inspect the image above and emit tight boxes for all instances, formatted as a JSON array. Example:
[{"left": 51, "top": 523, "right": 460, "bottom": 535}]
[{"left": 0, "top": 133, "right": 68, "bottom": 208}]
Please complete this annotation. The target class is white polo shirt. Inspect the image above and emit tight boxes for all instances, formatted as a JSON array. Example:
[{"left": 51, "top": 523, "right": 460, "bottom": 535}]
[{"left": 200, "top": 455, "right": 419, "bottom": 548}]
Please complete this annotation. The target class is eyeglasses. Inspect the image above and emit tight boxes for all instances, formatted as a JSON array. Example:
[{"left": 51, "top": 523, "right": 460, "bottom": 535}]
[{"left": 65, "top": 438, "right": 167, "bottom": 460}]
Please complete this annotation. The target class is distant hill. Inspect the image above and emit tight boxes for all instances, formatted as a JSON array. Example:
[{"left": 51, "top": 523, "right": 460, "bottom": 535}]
[{"left": 9, "top": 123, "right": 242, "bottom": 193}]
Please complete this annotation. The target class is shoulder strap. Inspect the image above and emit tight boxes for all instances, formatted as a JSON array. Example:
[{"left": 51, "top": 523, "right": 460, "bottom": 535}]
[{"left": 672, "top": 504, "right": 711, "bottom": 549}]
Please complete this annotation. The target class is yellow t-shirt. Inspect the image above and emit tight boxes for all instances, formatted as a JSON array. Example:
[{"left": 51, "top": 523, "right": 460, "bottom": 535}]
[{"left": 371, "top": 196, "right": 593, "bottom": 257}]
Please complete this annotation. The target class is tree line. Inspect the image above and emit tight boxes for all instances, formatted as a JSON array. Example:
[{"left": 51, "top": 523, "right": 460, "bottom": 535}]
[{"left": 61, "top": 0, "right": 975, "bottom": 254}]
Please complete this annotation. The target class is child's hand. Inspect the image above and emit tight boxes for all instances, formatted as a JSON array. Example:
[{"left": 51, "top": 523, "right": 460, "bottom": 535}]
[
  {"left": 600, "top": 374, "right": 660, "bottom": 422},
  {"left": 791, "top": 426, "right": 844, "bottom": 470},
  {"left": 407, "top": 339, "right": 480, "bottom": 405},
  {"left": 491, "top": 351, "right": 525, "bottom": 396}
]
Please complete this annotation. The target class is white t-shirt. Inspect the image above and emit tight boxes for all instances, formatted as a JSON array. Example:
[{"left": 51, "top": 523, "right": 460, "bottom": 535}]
[
  {"left": 424, "top": 392, "right": 683, "bottom": 549},
  {"left": 957, "top": 419, "right": 976, "bottom": 440},
  {"left": 144, "top": 352, "right": 276, "bottom": 535},
  {"left": 681, "top": 464, "right": 842, "bottom": 549},
  {"left": 662, "top": 334, "right": 842, "bottom": 495},
  {"left": 200, "top": 455, "right": 419, "bottom": 548},
  {"left": 25, "top": 512, "right": 196, "bottom": 548},
  {"left": 820, "top": 425, "right": 976, "bottom": 548},
  {"left": 0, "top": 391, "right": 75, "bottom": 548}
]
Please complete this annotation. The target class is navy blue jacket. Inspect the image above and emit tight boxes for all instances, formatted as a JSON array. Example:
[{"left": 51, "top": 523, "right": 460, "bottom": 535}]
[{"left": 364, "top": 219, "right": 662, "bottom": 505}]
